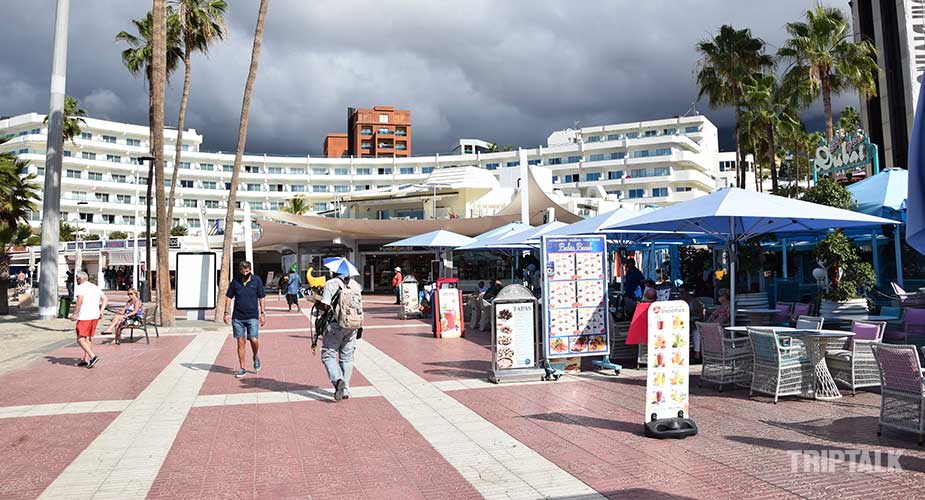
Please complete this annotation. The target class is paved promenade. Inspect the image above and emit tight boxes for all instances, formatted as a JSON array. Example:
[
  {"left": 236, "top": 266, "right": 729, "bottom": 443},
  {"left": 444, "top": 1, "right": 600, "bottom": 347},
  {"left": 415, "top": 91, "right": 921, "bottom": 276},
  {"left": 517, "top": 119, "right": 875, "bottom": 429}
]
[{"left": 0, "top": 294, "right": 922, "bottom": 499}]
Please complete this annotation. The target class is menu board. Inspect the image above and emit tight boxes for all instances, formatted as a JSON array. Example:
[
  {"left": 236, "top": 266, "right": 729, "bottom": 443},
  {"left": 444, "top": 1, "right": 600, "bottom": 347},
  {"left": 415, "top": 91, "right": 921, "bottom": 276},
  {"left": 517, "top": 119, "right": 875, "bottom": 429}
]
[
  {"left": 436, "top": 288, "right": 463, "bottom": 338},
  {"left": 494, "top": 302, "right": 535, "bottom": 369},
  {"left": 542, "top": 235, "right": 609, "bottom": 359},
  {"left": 645, "top": 301, "right": 690, "bottom": 422},
  {"left": 400, "top": 280, "right": 419, "bottom": 316}
]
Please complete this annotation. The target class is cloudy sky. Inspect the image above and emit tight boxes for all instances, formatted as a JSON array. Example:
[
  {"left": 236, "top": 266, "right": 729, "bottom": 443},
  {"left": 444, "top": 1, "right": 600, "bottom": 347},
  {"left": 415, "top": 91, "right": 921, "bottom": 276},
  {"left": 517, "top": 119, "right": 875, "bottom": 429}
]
[{"left": 0, "top": 0, "right": 854, "bottom": 155}]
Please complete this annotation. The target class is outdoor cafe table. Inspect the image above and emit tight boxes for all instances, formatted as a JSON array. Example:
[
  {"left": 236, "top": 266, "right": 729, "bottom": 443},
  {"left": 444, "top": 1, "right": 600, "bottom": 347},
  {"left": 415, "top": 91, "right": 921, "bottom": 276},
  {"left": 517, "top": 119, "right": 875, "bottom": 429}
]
[
  {"left": 788, "top": 329, "right": 855, "bottom": 400},
  {"left": 724, "top": 326, "right": 794, "bottom": 338},
  {"left": 736, "top": 308, "right": 779, "bottom": 326}
]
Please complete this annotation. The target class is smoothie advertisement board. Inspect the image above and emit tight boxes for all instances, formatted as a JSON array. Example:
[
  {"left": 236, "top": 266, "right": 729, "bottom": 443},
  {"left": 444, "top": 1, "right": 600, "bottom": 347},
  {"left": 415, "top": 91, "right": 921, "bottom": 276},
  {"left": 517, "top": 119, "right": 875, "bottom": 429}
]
[
  {"left": 645, "top": 300, "right": 690, "bottom": 422},
  {"left": 541, "top": 235, "right": 610, "bottom": 359},
  {"left": 493, "top": 301, "right": 536, "bottom": 370},
  {"left": 434, "top": 279, "right": 463, "bottom": 338}
]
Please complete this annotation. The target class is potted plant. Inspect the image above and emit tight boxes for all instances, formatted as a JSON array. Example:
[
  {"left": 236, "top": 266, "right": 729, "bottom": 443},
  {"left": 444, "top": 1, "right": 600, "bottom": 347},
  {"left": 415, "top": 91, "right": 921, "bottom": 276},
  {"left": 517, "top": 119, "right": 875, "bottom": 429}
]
[{"left": 814, "top": 230, "right": 877, "bottom": 317}]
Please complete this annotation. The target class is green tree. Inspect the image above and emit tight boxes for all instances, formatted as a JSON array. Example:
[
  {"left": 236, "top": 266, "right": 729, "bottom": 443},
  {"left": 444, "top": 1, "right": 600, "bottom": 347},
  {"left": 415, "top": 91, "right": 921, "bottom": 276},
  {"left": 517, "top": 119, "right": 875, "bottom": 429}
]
[
  {"left": 170, "top": 224, "right": 188, "bottom": 236},
  {"left": 216, "top": 0, "right": 270, "bottom": 323},
  {"left": 282, "top": 195, "right": 309, "bottom": 215},
  {"left": 59, "top": 220, "right": 81, "bottom": 242},
  {"left": 740, "top": 73, "right": 804, "bottom": 193},
  {"left": 107, "top": 230, "right": 129, "bottom": 240},
  {"left": 0, "top": 154, "right": 39, "bottom": 314},
  {"left": 838, "top": 105, "right": 861, "bottom": 132},
  {"left": 696, "top": 25, "right": 774, "bottom": 188},
  {"left": 802, "top": 176, "right": 855, "bottom": 209},
  {"left": 779, "top": 4, "right": 879, "bottom": 142},
  {"left": 814, "top": 230, "right": 876, "bottom": 301},
  {"left": 43, "top": 96, "right": 87, "bottom": 143},
  {"left": 487, "top": 143, "right": 514, "bottom": 153},
  {"left": 166, "top": 0, "right": 227, "bottom": 224}
]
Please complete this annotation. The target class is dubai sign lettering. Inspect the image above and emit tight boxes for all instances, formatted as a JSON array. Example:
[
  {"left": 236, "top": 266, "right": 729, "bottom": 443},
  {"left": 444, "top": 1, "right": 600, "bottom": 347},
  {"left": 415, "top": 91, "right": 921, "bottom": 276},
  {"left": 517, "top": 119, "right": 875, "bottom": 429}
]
[{"left": 812, "top": 130, "right": 880, "bottom": 183}]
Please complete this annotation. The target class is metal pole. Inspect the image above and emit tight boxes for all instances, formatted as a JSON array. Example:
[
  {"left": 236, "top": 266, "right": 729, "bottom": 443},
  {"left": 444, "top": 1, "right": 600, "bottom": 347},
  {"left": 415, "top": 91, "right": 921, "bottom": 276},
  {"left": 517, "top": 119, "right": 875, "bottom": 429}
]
[
  {"left": 243, "top": 203, "right": 254, "bottom": 264},
  {"left": 38, "top": 0, "right": 70, "bottom": 319},
  {"left": 871, "top": 234, "right": 880, "bottom": 285},
  {"left": 132, "top": 159, "right": 140, "bottom": 290},
  {"left": 729, "top": 218, "right": 736, "bottom": 327},
  {"left": 781, "top": 238, "right": 788, "bottom": 279},
  {"left": 895, "top": 228, "right": 904, "bottom": 288},
  {"left": 74, "top": 201, "right": 85, "bottom": 272},
  {"left": 144, "top": 158, "right": 153, "bottom": 302}
]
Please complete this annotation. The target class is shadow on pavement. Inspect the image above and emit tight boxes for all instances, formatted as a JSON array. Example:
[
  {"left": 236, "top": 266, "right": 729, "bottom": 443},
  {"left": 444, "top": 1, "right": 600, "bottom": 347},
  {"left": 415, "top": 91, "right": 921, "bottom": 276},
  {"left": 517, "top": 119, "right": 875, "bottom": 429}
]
[
  {"left": 725, "top": 434, "right": 925, "bottom": 472},
  {"left": 552, "top": 489, "right": 699, "bottom": 500},
  {"left": 522, "top": 411, "right": 642, "bottom": 435},
  {"left": 182, "top": 362, "right": 234, "bottom": 374},
  {"left": 43, "top": 355, "right": 82, "bottom": 366}
]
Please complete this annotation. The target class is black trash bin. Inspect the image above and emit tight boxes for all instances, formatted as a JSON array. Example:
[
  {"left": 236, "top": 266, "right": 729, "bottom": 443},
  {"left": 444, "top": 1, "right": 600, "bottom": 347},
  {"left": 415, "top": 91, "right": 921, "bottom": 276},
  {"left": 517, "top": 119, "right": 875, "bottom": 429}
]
[{"left": 58, "top": 296, "right": 72, "bottom": 319}]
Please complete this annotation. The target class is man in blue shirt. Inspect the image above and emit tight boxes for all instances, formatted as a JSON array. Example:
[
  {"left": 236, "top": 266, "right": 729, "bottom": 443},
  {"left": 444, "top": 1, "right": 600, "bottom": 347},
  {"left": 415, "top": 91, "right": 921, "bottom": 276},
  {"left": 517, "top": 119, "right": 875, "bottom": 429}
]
[
  {"left": 286, "top": 264, "right": 302, "bottom": 312},
  {"left": 223, "top": 261, "right": 266, "bottom": 378}
]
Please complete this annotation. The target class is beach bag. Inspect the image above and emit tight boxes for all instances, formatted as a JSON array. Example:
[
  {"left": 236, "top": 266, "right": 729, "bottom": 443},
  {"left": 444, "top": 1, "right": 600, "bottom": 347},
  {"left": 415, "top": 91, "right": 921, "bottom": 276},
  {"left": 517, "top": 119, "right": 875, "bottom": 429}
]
[{"left": 333, "top": 279, "right": 364, "bottom": 329}]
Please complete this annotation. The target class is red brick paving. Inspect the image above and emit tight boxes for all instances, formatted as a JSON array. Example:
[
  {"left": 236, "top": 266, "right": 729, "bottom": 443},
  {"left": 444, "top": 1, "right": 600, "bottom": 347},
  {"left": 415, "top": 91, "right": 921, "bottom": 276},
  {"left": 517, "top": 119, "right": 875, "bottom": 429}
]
[
  {"left": 0, "top": 335, "right": 193, "bottom": 406},
  {"left": 147, "top": 398, "right": 480, "bottom": 500},
  {"left": 0, "top": 412, "right": 118, "bottom": 499}
]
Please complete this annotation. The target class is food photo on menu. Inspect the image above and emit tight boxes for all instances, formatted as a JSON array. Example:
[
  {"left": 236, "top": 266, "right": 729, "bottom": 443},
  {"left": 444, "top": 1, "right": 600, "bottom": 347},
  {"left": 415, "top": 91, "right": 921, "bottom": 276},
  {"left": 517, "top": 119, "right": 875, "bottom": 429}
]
[
  {"left": 549, "top": 281, "right": 577, "bottom": 307},
  {"left": 549, "top": 309, "right": 578, "bottom": 336},
  {"left": 577, "top": 307, "right": 606, "bottom": 335},
  {"left": 550, "top": 337, "right": 569, "bottom": 354},
  {"left": 575, "top": 252, "right": 604, "bottom": 279},
  {"left": 569, "top": 335, "right": 590, "bottom": 353},
  {"left": 576, "top": 280, "right": 604, "bottom": 305},
  {"left": 550, "top": 252, "right": 576, "bottom": 280}
]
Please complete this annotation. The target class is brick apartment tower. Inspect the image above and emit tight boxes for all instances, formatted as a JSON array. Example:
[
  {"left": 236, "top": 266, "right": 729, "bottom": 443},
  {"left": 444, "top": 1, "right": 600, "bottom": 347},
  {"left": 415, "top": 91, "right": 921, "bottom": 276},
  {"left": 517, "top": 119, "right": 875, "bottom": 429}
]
[
  {"left": 346, "top": 106, "right": 411, "bottom": 158},
  {"left": 323, "top": 133, "right": 348, "bottom": 158}
]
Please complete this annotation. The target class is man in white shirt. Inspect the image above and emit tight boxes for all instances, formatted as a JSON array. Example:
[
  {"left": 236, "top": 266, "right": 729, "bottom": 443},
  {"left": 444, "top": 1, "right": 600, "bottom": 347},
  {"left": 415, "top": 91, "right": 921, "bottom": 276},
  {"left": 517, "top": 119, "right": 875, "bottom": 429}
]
[{"left": 70, "top": 271, "right": 108, "bottom": 368}]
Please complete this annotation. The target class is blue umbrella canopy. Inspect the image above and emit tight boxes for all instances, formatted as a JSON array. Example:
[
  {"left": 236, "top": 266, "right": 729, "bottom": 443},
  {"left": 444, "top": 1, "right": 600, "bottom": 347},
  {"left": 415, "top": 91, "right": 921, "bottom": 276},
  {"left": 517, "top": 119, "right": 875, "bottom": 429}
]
[
  {"left": 323, "top": 257, "right": 359, "bottom": 276},
  {"left": 456, "top": 223, "right": 534, "bottom": 251},
  {"left": 847, "top": 168, "right": 907, "bottom": 220},
  {"left": 472, "top": 222, "right": 532, "bottom": 241},
  {"left": 383, "top": 229, "right": 476, "bottom": 251},
  {"left": 545, "top": 207, "right": 655, "bottom": 237}
]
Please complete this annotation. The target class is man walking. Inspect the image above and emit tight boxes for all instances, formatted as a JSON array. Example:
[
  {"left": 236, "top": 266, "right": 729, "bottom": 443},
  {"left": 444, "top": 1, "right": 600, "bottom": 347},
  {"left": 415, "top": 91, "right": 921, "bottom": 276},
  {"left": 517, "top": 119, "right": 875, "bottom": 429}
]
[
  {"left": 392, "top": 266, "right": 403, "bottom": 304},
  {"left": 223, "top": 261, "right": 266, "bottom": 378},
  {"left": 319, "top": 268, "right": 364, "bottom": 401},
  {"left": 286, "top": 264, "right": 302, "bottom": 312},
  {"left": 70, "top": 271, "right": 107, "bottom": 368}
]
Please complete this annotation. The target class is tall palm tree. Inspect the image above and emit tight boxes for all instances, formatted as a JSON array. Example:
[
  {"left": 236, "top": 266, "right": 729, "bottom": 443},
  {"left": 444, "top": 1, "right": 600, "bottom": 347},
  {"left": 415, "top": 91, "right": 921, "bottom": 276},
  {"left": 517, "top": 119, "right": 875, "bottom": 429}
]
[
  {"left": 282, "top": 195, "right": 309, "bottom": 215},
  {"left": 696, "top": 25, "right": 774, "bottom": 188},
  {"left": 779, "top": 4, "right": 879, "bottom": 142},
  {"left": 0, "top": 153, "right": 39, "bottom": 314},
  {"left": 166, "top": 0, "right": 227, "bottom": 224},
  {"left": 740, "top": 73, "right": 803, "bottom": 193},
  {"left": 43, "top": 96, "right": 86, "bottom": 143},
  {"left": 215, "top": 0, "right": 270, "bottom": 323},
  {"left": 838, "top": 105, "right": 861, "bottom": 132}
]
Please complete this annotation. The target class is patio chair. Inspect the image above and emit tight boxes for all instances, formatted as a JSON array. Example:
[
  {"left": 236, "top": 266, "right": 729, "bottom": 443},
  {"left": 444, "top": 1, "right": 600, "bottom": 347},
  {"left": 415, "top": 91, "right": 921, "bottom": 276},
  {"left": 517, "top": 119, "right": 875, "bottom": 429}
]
[
  {"left": 826, "top": 321, "right": 886, "bottom": 395},
  {"left": 791, "top": 303, "right": 812, "bottom": 324},
  {"left": 120, "top": 303, "right": 159, "bottom": 344},
  {"left": 904, "top": 308, "right": 925, "bottom": 363},
  {"left": 795, "top": 315, "right": 824, "bottom": 330},
  {"left": 697, "top": 321, "right": 751, "bottom": 391},
  {"left": 881, "top": 306, "right": 904, "bottom": 342},
  {"left": 773, "top": 302, "right": 794, "bottom": 326},
  {"left": 870, "top": 343, "right": 925, "bottom": 445},
  {"left": 747, "top": 327, "right": 814, "bottom": 403},
  {"left": 892, "top": 282, "right": 925, "bottom": 308}
]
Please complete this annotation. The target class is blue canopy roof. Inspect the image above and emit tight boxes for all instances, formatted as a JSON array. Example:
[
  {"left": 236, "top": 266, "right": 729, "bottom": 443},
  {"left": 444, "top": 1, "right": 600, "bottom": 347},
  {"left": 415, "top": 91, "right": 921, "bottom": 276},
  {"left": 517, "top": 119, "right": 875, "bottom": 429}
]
[
  {"left": 384, "top": 229, "right": 476, "bottom": 251},
  {"left": 473, "top": 222, "right": 532, "bottom": 241},
  {"left": 456, "top": 224, "right": 534, "bottom": 251},
  {"left": 847, "top": 168, "right": 907, "bottom": 221}
]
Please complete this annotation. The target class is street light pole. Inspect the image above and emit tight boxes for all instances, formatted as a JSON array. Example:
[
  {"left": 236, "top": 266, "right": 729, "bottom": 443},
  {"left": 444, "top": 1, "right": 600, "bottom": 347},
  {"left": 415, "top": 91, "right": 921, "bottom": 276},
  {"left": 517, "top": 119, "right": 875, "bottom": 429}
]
[
  {"left": 138, "top": 154, "right": 155, "bottom": 302},
  {"left": 37, "top": 0, "right": 70, "bottom": 320}
]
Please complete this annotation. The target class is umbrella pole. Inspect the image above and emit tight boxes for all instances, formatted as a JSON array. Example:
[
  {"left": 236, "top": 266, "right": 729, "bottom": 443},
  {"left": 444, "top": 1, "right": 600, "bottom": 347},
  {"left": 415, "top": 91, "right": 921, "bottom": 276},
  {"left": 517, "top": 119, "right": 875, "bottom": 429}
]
[
  {"left": 895, "top": 229, "right": 904, "bottom": 288},
  {"left": 729, "top": 218, "right": 736, "bottom": 328},
  {"left": 871, "top": 234, "right": 880, "bottom": 285}
]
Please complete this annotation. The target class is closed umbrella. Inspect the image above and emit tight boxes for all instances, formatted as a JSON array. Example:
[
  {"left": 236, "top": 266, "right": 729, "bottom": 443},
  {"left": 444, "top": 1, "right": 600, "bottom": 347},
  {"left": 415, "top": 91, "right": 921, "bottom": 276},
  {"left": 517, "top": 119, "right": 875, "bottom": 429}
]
[{"left": 907, "top": 67, "right": 925, "bottom": 254}]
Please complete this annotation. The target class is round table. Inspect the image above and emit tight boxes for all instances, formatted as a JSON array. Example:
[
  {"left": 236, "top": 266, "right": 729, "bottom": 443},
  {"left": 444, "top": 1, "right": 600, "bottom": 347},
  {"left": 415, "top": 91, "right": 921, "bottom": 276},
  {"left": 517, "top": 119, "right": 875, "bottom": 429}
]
[
  {"left": 725, "top": 325, "right": 794, "bottom": 338},
  {"left": 737, "top": 308, "right": 780, "bottom": 326},
  {"left": 788, "top": 329, "right": 855, "bottom": 400}
]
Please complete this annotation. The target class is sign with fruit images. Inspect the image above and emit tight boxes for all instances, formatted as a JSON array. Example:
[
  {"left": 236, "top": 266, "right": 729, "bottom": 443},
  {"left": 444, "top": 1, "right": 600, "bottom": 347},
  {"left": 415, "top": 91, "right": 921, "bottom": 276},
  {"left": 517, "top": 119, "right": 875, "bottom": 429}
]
[
  {"left": 436, "top": 288, "right": 463, "bottom": 338},
  {"left": 541, "top": 235, "right": 610, "bottom": 360},
  {"left": 645, "top": 300, "right": 690, "bottom": 423}
]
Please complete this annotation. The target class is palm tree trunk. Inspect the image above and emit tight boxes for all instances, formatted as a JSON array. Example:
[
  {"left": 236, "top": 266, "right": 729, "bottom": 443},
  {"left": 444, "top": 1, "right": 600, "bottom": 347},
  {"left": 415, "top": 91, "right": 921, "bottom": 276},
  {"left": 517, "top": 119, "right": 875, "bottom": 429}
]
[
  {"left": 215, "top": 0, "right": 270, "bottom": 322},
  {"left": 167, "top": 51, "right": 192, "bottom": 225},
  {"left": 0, "top": 252, "right": 10, "bottom": 315},
  {"left": 822, "top": 73, "right": 834, "bottom": 143},
  {"left": 735, "top": 125, "right": 744, "bottom": 189},
  {"left": 151, "top": 0, "right": 176, "bottom": 326},
  {"left": 767, "top": 123, "right": 778, "bottom": 194}
]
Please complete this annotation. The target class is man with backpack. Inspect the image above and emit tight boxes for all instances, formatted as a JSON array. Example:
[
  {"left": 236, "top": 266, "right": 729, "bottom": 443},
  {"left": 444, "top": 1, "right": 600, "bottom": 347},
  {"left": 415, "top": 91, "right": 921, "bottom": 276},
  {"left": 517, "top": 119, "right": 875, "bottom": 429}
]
[{"left": 318, "top": 267, "right": 364, "bottom": 402}]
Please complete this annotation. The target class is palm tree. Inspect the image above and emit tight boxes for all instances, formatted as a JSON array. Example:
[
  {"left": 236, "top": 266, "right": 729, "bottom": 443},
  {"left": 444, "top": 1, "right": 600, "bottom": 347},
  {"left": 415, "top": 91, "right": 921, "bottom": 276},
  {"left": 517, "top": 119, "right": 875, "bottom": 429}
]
[
  {"left": 0, "top": 153, "right": 39, "bottom": 314},
  {"left": 779, "top": 4, "right": 879, "bottom": 142},
  {"left": 838, "top": 105, "right": 861, "bottom": 132},
  {"left": 696, "top": 25, "right": 774, "bottom": 188},
  {"left": 166, "top": 0, "right": 227, "bottom": 224},
  {"left": 282, "top": 195, "right": 309, "bottom": 215},
  {"left": 740, "top": 73, "right": 803, "bottom": 193},
  {"left": 43, "top": 96, "right": 86, "bottom": 143},
  {"left": 487, "top": 143, "right": 514, "bottom": 153},
  {"left": 215, "top": 0, "right": 270, "bottom": 323}
]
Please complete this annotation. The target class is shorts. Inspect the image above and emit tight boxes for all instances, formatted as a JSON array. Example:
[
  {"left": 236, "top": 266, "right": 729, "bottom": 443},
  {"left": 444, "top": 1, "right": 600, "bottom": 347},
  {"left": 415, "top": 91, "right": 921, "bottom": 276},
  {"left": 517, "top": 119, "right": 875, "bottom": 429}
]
[
  {"left": 76, "top": 319, "right": 99, "bottom": 338},
  {"left": 286, "top": 293, "right": 298, "bottom": 305},
  {"left": 232, "top": 318, "right": 260, "bottom": 339}
]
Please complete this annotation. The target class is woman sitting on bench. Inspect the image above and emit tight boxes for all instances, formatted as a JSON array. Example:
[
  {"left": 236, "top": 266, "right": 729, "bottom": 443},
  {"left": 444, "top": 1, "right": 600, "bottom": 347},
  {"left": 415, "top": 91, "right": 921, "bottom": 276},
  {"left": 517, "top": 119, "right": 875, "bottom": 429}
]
[{"left": 104, "top": 288, "right": 143, "bottom": 344}]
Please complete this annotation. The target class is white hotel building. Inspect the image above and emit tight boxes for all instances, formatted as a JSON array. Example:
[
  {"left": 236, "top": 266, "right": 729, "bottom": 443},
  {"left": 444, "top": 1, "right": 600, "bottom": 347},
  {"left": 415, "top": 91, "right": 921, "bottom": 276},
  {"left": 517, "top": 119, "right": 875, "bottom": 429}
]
[{"left": 0, "top": 112, "right": 728, "bottom": 238}]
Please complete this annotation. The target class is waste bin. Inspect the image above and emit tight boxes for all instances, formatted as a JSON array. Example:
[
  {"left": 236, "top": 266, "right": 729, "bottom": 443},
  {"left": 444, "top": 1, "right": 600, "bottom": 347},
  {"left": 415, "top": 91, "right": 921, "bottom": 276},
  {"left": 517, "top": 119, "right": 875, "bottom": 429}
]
[{"left": 58, "top": 296, "right": 72, "bottom": 319}]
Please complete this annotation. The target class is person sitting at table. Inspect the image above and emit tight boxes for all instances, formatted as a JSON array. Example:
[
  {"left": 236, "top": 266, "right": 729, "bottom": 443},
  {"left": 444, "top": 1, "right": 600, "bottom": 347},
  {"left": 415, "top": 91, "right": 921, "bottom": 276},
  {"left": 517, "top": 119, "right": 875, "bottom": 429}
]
[
  {"left": 477, "top": 281, "right": 488, "bottom": 294},
  {"left": 102, "top": 287, "right": 143, "bottom": 344},
  {"left": 692, "top": 288, "right": 730, "bottom": 361},
  {"left": 483, "top": 279, "right": 504, "bottom": 301}
]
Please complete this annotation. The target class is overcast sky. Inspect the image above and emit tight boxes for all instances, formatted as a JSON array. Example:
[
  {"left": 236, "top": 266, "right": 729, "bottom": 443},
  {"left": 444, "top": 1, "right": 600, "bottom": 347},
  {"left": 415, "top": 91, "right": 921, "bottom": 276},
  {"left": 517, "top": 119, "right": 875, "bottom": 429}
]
[{"left": 0, "top": 0, "right": 855, "bottom": 156}]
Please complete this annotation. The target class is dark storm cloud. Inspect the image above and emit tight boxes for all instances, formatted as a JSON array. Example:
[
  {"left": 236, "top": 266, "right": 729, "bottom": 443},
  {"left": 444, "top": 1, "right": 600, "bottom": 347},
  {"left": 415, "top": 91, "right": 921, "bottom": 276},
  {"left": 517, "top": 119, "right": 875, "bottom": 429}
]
[{"left": 0, "top": 0, "right": 855, "bottom": 155}]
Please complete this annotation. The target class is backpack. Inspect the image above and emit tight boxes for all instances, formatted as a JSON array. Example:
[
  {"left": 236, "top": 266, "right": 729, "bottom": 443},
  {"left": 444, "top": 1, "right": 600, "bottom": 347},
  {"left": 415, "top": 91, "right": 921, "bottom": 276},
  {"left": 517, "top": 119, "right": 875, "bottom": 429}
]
[{"left": 332, "top": 278, "right": 364, "bottom": 329}]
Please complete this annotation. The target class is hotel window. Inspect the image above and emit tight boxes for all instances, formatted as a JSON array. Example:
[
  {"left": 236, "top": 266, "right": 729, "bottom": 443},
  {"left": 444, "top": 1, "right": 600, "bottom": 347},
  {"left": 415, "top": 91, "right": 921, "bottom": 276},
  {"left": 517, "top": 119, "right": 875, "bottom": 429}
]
[
  {"left": 244, "top": 165, "right": 260, "bottom": 173},
  {"left": 80, "top": 132, "right": 92, "bottom": 140},
  {"left": 204, "top": 200, "right": 219, "bottom": 208},
  {"left": 361, "top": 128, "right": 372, "bottom": 136},
  {"left": 606, "top": 190, "right": 621, "bottom": 197},
  {"left": 608, "top": 171, "right": 623, "bottom": 180},
  {"left": 631, "top": 150, "right": 650, "bottom": 158},
  {"left": 630, "top": 169, "right": 647, "bottom": 177},
  {"left": 684, "top": 126, "right": 701, "bottom": 134},
  {"left": 377, "top": 168, "right": 392, "bottom": 175},
  {"left": 652, "top": 187, "right": 668, "bottom": 197},
  {"left": 335, "top": 185, "right": 349, "bottom": 193},
  {"left": 552, "top": 176, "right": 559, "bottom": 183},
  {"left": 246, "top": 183, "right": 261, "bottom": 192},
  {"left": 224, "top": 182, "right": 232, "bottom": 190},
  {"left": 82, "top": 152, "right": 96, "bottom": 160},
  {"left": 676, "top": 186, "right": 692, "bottom": 192},
  {"left": 626, "top": 132, "right": 639, "bottom": 139},
  {"left": 663, "top": 128, "right": 676, "bottom": 135},
  {"left": 223, "top": 165, "right": 234, "bottom": 172},
  {"left": 138, "top": 177, "right": 148, "bottom": 185},
  {"left": 102, "top": 135, "right": 116, "bottom": 144},
  {"left": 607, "top": 134, "right": 623, "bottom": 141},
  {"left": 202, "top": 181, "right": 217, "bottom": 189},
  {"left": 313, "top": 185, "right": 328, "bottom": 193},
  {"left": 66, "top": 169, "right": 81, "bottom": 178},
  {"left": 95, "top": 193, "right": 109, "bottom": 202},
  {"left": 291, "top": 185, "right": 305, "bottom": 192},
  {"left": 643, "top": 130, "right": 658, "bottom": 137},
  {"left": 106, "top": 155, "right": 121, "bottom": 163},
  {"left": 112, "top": 174, "right": 126, "bottom": 183},
  {"left": 422, "top": 166, "right": 434, "bottom": 174},
  {"left": 653, "top": 167, "right": 670, "bottom": 176},
  {"left": 377, "top": 127, "right": 391, "bottom": 135},
  {"left": 63, "top": 151, "right": 72, "bottom": 157},
  {"left": 485, "top": 163, "right": 499, "bottom": 170},
  {"left": 37, "top": 167, "right": 45, "bottom": 176},
  {"left": 567, "top": 156, "right": 581, "bottom": 163},
  {"left": 315, "top": 202, "right": 329, "bottom": 211},
  {"left": 312, "top": 168, "right": 328, "bottom": 175},
  {"left": 30, "top": 128, "right": 40, "bottom": 134},
  {"left": 290, "top": 168, "right": 305, "bottom": 175},
  {"left": 127, "top": 138, "right": 141, "bottom": 147},
  {"left": 267, "top": 167, "right": 282, "bottom": 174},
  {"left": 116, "top": 194, "right": 131, "bottom": 204},
  {"left": 376, "top": 185, "right": 390, "bottom": 190},
  {"left": 334, "top": 168, "right": 349, "bottom": 175},
  {"left": 79, "top": 213, "right": 93, "bottom": 223},
  {"left": 395, "top": 127, "right": 407, "bottom": 136},
  {"left": 72, "top": 191, "right": 87, "bottom": 201},
  {"left": 88, "top": 172, "right": 103, "bottom": 181},
  {"left": 610, "top": 152, "right": 626, "bottom": 160},
  {"left": 208, "top": 218, "right": 222, "bottom": 227},
  {"left": 506, "top": 161, "right": 519, "bottom": 167},
  {"left": 187, "top": 219, "right": 201, "bottom": 228},
  {"left": 563, "top": 174, "right": 578, "bottom": 183},
  {"left": 628, "top": 189, "right": 644, "bottom": 199},
  {"left": 249, "top": 202, "right": 263, "bottom": 210},
  {"left": 589, "top": 154, "right": 605, "bottom": 162},
  {"left": 395, "top": 142, "right": 407, "bottom": 150},
  {"left": 179, "top": 162, "right": 190, "bottom": 169},
  {"left": 547, "top": 157, "right": 561, "bottom": 165},
  {"left": 400, "top": 167, "right": 414, "bottom": 175},
  {"left": 585, "top": 172, "right": 601, "bottom": 181},
  {"left": 101, "top": 214, "right": 115, "bottom": 224},
  {"left": 528, "top": 159, "right": 541, "bottom": 166},
  {"left": 139, "top": 197, "right": 147, "bottom": 205},
  {"left": 655, "top": 147, "right": 672, "bottom": 156},
  {"left": 17, "top": 148, "right": 29, "bottom": 154},
  {"left": 356, "top": 168, "right": 371, "bottom": 175},
  {"left": 122, "top": 215, "right": 135, "bottom": 225},
  {"left": 180, "top": 180, "right": 194, "bottom": 188},
  {"left": 585, "top": 135, "right": 601, "bottom": 143},
  {"left": 379, "top": 114, "right": 388, "bottom": 123},
  {"left": 200, "top": 163, "right": 213, "bottom": 171},
  {"left": 182, "top": 145, "right": 189, "bottom": 151},
  {"left": 269, "top": 202, "right": 284, "bottom": 210},
  {"left": 268, "top": 184, "right": 283, "bottom": 192}
]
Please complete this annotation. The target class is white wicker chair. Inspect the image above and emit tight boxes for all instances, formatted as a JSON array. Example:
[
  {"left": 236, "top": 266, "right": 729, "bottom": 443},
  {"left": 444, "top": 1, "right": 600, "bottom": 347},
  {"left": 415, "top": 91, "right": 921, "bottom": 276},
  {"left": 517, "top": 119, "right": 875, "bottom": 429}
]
[
  {"left": 748, "top": 327, "right": 814, "bottom": 403},
  {"left": 826, "top": 321, "right": 886, "bottom": 395},
  {"left": 698, "top": 322, "right": 751, "bottom": 391},
  {"left": 870, "top": 343, "right": 925, "bottom": 445}
]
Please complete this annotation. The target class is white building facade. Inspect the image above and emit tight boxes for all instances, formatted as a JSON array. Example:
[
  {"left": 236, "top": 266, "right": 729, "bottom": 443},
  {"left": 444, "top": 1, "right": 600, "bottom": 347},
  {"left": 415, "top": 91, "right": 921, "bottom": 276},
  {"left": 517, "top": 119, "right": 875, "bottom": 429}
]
[{"left": 0, "top": 112, "right": 725, "bottom": 237}]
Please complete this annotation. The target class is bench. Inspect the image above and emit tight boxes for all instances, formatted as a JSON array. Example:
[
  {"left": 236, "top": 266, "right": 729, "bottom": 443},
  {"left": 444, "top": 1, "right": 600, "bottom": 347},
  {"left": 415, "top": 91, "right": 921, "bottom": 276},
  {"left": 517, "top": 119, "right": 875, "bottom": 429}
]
[{"left": 121, "top": 303, "right": 159, "bottom": 344}]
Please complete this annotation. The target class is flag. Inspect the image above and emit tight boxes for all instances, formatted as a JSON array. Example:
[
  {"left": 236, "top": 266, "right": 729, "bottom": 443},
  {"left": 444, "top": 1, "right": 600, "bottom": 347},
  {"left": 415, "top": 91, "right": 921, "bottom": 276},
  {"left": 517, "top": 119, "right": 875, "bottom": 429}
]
[{"left": 907, "top": 68, "right": 925, "bottom": 254}]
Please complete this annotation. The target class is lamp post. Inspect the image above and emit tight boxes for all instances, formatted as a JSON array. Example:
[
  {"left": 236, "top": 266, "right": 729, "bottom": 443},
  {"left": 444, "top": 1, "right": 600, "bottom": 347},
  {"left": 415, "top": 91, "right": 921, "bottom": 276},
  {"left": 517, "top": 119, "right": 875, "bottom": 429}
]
[
  {"left": 137, "top": 154, "right": 155, "bottom": 301},
  {"left": 74, "top": 200, "right": 88, "bottom": 273}
]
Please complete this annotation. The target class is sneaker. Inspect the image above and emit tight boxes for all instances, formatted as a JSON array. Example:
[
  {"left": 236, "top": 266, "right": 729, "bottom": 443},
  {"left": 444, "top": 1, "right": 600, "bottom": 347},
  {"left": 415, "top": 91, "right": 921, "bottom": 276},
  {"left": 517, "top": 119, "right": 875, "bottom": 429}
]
[
  {"left": 334, "top": 379, "right": 345, "bottom": 401},
  {"left": 86, "top": 356, "right": 100, "bottom": 369},
  {"left": 77, "top": 360, "right": 88, "bottom": 367},
  {"left": 234, "top": 368, "right": 246, "bottom": 378},
  {"left": 254, "top": 357, "right": 261, "bottom": 372}
]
